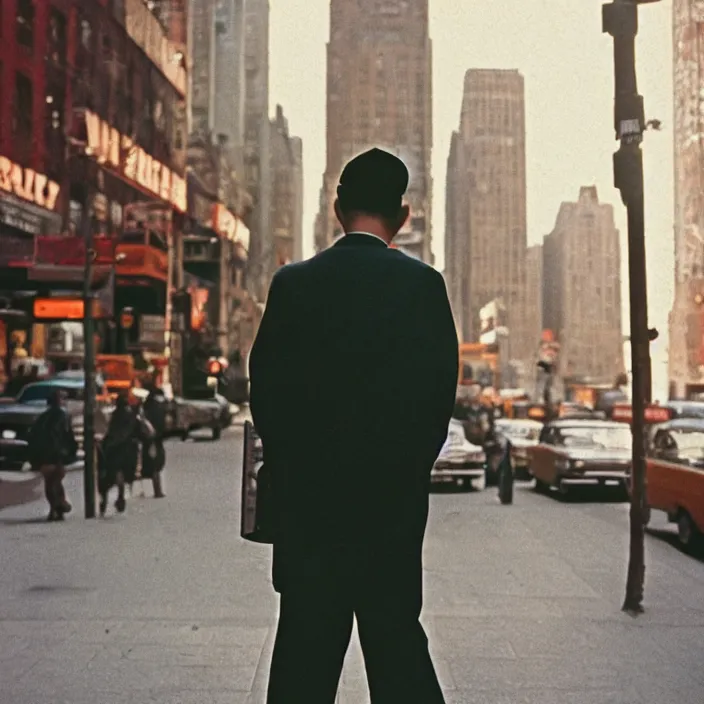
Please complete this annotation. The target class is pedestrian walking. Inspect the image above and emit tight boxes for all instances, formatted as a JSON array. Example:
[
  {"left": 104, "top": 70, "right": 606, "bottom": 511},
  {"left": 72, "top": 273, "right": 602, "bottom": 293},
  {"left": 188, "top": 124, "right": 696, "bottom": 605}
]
[
  {"left": 99, "top": 392, "right": 140, "bottom": 516},
  {"left": 27, "top": 389, "right": 77, "bottom": 521},
  {"left": 141, "top": 380, "right": 166, "bottom": 499},
  {"left": 250, "top": 148, "right": 459, "bottom": 704}
]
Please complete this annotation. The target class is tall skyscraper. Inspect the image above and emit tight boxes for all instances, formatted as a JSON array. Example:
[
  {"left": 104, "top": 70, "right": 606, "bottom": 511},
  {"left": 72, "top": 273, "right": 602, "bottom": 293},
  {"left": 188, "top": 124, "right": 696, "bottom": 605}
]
[
  {"left": 244, "top": 0, "right": 271, "bottom": 300},
  {"left": 669, "top": 0, "right": 704, "bottom": 398},
  {"left": 214, "top": 0, "right": 247, "bottom": 176},
  {"left": 189, "top": 0, "right": 217, "bottom": 134},
  {"left": 316, "top": 0, "right": 433, "bottom": 261},
  {"left": 269, "top": 106, "right": 304, "bottom": 272},
  {"left": 525, "top": 243, "right": 543, "bottom": 364},
  {"left": 542, "top": 187, "right": 624, "bottom": 383},
  {"left": 444, "top": 69, "right": 530, "bottom": 367}
]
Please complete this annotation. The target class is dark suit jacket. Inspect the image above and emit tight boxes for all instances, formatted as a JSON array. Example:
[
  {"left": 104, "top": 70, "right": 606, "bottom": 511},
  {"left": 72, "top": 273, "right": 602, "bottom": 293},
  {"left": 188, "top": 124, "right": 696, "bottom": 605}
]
[{"left": 249, "top": 233, "right": 459, "bottom": 590}]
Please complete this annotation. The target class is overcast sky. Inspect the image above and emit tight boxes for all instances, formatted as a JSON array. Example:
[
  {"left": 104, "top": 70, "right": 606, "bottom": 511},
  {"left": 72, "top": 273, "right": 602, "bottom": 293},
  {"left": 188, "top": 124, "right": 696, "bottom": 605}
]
[{"left": 268, "top": 0, "right": 674, "bottom": 395}]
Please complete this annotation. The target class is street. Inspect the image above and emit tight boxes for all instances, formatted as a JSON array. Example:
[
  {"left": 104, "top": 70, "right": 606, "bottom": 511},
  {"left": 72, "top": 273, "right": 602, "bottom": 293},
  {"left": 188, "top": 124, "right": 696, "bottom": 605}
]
[{"left": 1, "top": 426, "right": 704, "bottom": 704}]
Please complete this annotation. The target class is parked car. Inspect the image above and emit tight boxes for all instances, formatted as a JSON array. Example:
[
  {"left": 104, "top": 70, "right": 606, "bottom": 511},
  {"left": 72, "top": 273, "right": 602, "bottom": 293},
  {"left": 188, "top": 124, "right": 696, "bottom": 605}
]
[
  {"left": 0, "top": 377, "right": 112, "bottom": 471},
  {"left": 646, "top": 418, "right": 704, "bottom": 552},
  {"left": 527, "top": 419, "right": 632, "bottom": 496},
  {"left": 431, "top": 418, "right": 486, "bottom": 490},
  {"left": 494, "top": 418, "right": 543, "bottom": 480}
]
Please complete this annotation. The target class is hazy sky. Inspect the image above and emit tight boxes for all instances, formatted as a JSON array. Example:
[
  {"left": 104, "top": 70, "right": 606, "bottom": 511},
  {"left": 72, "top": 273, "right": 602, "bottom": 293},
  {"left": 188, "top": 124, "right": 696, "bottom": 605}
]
[{"left": 268, "top": 0, "right": 674, "bottom": 393}]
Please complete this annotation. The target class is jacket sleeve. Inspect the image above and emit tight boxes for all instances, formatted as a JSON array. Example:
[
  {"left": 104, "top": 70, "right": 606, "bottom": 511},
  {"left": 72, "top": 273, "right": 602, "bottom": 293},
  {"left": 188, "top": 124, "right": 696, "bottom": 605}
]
[
  {"left": 249, "top": 271, "right": 292, "bottom": 448},
  {"left": 416, "top": 270, "right": 460, "bottom": 464}
]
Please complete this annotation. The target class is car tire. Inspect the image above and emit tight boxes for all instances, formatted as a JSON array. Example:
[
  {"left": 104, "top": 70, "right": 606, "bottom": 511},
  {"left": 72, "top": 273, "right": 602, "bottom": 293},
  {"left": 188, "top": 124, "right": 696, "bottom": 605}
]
[
  {"left": 677, "top": 510, "right": 702, "bottom": 552},
  {"left": 212, "top": 426, "right": 222, "bottom": 441}
]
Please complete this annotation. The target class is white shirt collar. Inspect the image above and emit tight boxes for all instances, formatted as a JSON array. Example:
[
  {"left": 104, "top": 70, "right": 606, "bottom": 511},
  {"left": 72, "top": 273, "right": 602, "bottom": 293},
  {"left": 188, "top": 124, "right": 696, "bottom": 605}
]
[{"left": 346, "top": 231, "right": 389, "bottom": 246}]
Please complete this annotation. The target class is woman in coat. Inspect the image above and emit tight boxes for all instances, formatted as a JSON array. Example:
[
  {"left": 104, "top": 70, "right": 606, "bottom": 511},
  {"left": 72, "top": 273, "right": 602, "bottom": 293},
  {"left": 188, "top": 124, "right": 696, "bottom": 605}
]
[{"left": 99, "top": 392, "right": 140, "bottom": 516}]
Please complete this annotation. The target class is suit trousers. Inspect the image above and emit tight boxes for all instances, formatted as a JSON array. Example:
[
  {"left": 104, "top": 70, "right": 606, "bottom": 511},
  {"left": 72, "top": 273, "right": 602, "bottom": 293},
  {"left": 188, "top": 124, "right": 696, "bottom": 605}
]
[{"left": 266, "top": 541, "right": 445, "bottom": 704}]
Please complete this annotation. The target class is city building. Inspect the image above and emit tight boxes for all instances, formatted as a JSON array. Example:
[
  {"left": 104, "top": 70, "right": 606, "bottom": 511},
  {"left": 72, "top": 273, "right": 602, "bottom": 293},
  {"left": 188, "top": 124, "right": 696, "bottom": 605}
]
[
  {"left": 444, "top": 69, "right": 531, "bottom": 370},
  {"left": 267, "top": 106, "right": 303, "bottom": 277},
  {"left": 524, "top": 243, "right": 544, "bottom": 371},
  {"left": 214, "top": 0, "right": 247, "bottom": 178},
  {"left": 445, "top": 130, "right": 469, "bottom": 340},
  {"left": 668, "top": 0, "right": 704, "bottom": 398},
  {"left": 186, "top": 0, "right": 254, "bottom": 375},
  {"left": 0, "top": 0, "right": 189, "bottom": 384},
  {"left": 243, "top": 0, "right": 271, "bottom": 300},
  {"left": 542, "top": 187, "right": 624, "bottom": 383},
  {"left": 315, "top": 0, "right": 433, "bottom": 261}
]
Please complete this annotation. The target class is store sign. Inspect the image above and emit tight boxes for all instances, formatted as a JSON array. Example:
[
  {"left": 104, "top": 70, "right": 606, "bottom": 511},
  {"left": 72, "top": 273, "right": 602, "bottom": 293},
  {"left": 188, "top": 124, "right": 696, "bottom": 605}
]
[
  {"left": 611, "top": 404, "right": 672, "bottom": 424},
  {"left": 84, "top": 111, "right": 187, "bottom": 213},
  {"left": 139, "top": 315, "right": 166, "bottom": 348},
  {"left": 0, "top": 156, "right": 60, "bottom": 210}
]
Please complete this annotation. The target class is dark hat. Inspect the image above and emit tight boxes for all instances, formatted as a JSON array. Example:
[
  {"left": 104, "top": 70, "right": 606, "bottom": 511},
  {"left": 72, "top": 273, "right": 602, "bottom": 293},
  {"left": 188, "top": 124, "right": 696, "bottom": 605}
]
[{"left": 337, "top": 148, "right": 409, "bottom": 216}]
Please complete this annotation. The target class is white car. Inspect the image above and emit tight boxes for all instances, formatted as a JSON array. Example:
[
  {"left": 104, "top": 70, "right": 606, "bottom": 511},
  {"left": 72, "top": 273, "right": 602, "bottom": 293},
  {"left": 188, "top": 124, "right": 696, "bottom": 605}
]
[{"left": 431, "top": 418, "right": 486, "bottom": 489}]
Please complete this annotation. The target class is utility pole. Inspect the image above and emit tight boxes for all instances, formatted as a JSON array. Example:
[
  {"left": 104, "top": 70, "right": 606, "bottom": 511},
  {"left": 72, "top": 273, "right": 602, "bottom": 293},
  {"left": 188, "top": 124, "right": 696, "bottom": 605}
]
[
  {"left": 81, "top": 173, "right": 96, "bottom": 519},
  {"left": 602, "top": 0, "right": 659, "bottom": 615}
]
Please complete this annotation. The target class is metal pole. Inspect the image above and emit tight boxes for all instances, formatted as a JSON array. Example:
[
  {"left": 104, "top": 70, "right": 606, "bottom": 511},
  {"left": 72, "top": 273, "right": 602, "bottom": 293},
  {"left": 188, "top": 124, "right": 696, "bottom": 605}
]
[
  {"left": 81, "top": 176, "right": 96, "bottom": 519},
  {"left": 603, "top": 0, "right": 658, "bottom": 615}
]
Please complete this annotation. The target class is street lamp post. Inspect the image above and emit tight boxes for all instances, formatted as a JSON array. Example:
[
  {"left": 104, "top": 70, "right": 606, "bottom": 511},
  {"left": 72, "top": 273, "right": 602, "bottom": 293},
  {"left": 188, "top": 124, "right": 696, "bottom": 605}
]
[
  {"left": 81, "top": 178, "right": 97, "bottom": 520},
  {"left": 602, "top": 0, "right": 659, "bottom": 615}
]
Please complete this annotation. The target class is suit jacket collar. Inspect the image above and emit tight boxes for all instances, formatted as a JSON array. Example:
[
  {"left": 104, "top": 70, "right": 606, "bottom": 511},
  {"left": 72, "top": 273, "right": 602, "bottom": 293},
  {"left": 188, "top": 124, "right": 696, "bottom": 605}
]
[{"left": 334, "top": 232, "right": 389, "bottom": 249}]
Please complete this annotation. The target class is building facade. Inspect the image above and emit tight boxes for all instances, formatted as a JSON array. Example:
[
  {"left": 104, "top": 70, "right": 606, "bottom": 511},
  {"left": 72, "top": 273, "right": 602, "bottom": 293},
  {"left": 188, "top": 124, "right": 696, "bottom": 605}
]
[
  {"left": 316, "top": 0, "right": 433, "bottom": 262},
  {"left": 0, "top": 0, "right": 190, "bottom": 382},
  {"left": 244, "top": 0, "right": 271, "bottom": 300},
  {"left": 444, "top": 130, "right": 469, "bottom": 339},
  {"left": 542, "top": 187, "right": 624, "bottom": 383},
  {"left": 524, "top": 243, "right": 543, "bottom": 368},
  {"left": 268, "top": 105, "right": 303, "bottom": 275},
  {"left": 669, "top": 0, "right": 704, "bottom": 398},
  {"left": 214, "top": 0, "right": 247, "bottom": 177},
  {"left": 444, "top": 69, "right": 531, "bottom": 369}
]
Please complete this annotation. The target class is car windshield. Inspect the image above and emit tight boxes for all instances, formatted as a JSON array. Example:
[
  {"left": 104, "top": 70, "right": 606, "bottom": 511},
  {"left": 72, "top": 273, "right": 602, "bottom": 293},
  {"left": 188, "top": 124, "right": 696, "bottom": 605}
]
[
  {"left": 497, "top": 422, "right": 540, "bottom": 441},
  {"left": 556, "top": 426, "right": 631, "bottom": 450},
  {"left": 18, "top": 384, "right": 84, "bottom": 403},
  {"left": 668, "top": 430, "right": 704, "bottom": 457}
]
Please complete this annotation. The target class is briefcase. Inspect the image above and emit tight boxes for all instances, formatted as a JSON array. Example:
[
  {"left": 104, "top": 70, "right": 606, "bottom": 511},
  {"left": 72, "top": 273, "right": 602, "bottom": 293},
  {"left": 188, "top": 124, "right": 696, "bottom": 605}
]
[{"left": 240, "top": 421, "right": 275, "bottom": 544}]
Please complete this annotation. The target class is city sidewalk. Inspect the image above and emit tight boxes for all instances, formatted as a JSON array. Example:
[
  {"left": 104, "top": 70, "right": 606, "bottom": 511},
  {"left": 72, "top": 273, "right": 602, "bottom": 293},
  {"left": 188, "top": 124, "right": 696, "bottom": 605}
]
[{"left": 1, "top": 427, "right": 703, "bottom": 704}]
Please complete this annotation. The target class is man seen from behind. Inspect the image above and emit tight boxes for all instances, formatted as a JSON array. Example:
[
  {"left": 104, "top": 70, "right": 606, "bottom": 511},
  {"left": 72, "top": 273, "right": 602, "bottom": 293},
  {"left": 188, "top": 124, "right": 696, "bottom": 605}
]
[{"left": 249, "top": 148, "right": 459, "bottom": 704}]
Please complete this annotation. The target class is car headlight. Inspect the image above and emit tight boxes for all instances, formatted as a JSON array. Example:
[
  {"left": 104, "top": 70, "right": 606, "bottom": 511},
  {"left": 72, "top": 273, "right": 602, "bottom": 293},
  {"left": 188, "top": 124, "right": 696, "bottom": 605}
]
[{"left": 557, "top": 458, "right": 584, "bottom": 471}]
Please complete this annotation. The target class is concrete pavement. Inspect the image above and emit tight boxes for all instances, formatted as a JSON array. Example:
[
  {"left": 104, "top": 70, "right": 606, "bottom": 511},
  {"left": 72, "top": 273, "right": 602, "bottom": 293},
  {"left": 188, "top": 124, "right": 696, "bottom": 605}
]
[{"left": 1, "top": 427, "right": 703, "bottom": 703}]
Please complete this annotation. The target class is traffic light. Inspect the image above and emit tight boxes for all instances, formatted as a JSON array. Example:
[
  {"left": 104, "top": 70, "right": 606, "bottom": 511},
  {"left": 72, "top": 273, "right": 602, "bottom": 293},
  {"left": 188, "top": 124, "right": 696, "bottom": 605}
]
[{"left": 207, "top": 358, "right": 223, "bottom": 376}]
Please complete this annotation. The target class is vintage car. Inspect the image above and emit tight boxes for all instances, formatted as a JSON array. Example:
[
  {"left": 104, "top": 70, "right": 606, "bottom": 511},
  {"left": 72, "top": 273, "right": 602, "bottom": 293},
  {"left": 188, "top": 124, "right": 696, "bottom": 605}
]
[
  {"left": 0, "top": 377, "right": 112, "bottom": 471},
  {"left": 494, "top": 418, "right": 543, "bottom": 479},
  {"left": 646, "top": 418, "right": 704, "bottom": 551},
  {"left": 527, "top": 419, "right": 632, "bottom": 495},
  {"left": 431, "top": 418, "right": 486, "bottom": 489}
]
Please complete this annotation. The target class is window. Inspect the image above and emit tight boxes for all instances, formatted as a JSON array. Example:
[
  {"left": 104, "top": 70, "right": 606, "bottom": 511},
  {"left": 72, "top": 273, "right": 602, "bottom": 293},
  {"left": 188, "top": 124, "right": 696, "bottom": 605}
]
[
  {"left": 16, "top": 0, "right": 34, "bottom": 48},
  {"left": 47, "top": 8, "right": 67, "bottom": 65},
  {"left": 14, "top": 72, "right": 33, "bottom": 144}
]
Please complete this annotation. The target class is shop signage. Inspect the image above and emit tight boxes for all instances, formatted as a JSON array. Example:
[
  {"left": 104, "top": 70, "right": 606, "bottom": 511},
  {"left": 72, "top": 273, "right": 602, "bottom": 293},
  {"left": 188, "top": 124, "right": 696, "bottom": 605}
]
[
  {"left": 0, "top": 157, "right": 60, "bottom": 210},
  {"left": 212, "top": 203, "right": 250, "bottom": 249},
  {"left": 139, "top": 315, "right": 166, "bottom": 348},
  {"left": 84, "top": 111, "right": 187, "bottom": 213},
  {"left": 611, "top": 404, "right": 672, "bottom": 424}
]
